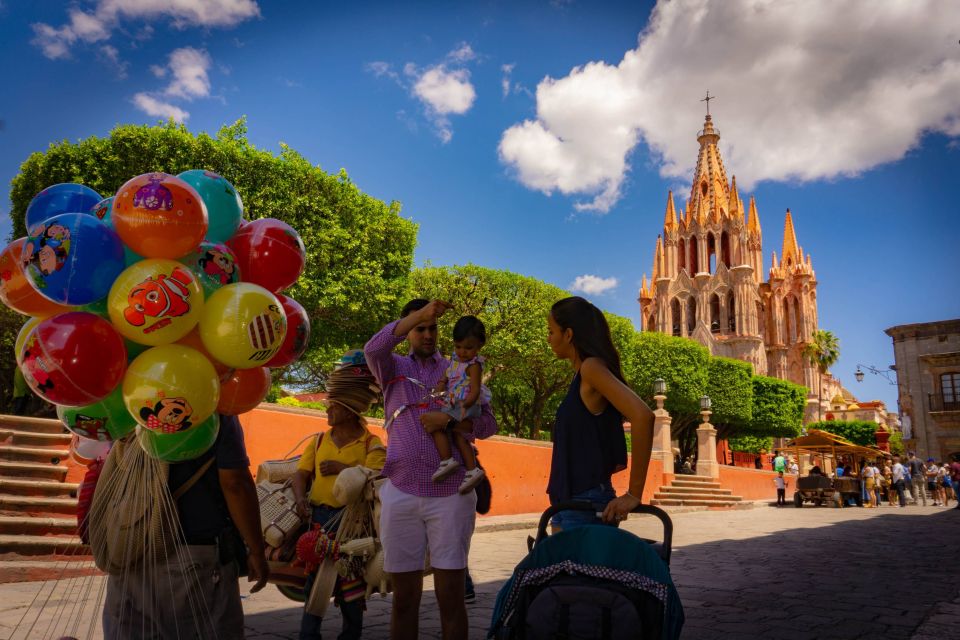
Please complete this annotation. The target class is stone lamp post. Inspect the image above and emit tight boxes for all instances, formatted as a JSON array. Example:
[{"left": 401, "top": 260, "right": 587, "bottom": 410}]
[
  {"left": 696, "top": 395, "right": 720, "bottom": 478},
  {"left": 650, "top": 378, "right": 674, "bottom": 470}
]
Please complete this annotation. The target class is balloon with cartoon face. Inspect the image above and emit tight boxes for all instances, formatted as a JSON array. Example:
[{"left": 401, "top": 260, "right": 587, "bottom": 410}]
[
  {"left": 25, "top": 183, "right": 102, "bottom": 230},
  {"left": 0, "top": 238, "right": 75, "bottom": 317},
  {"left": 179, "top": 241, "right": 241, "bottom": 298},
  {"left": 137, "top": 412, "right": 219, "bottom": 462},
  {"left": 198, "top": 283, "right": 287, "bottom": 369},
  {"left": 122, "top": 344, "right": 219, "bottom": 434},
  {"left": 177, "top": 170, "right": 243, "bottom": 244},
  {"left": 21, "top": 213, "right": 125, "bottom": 306},
  {"left": 58, "top": 384, "right": 138, "bottom": 441},
  {"left": 112, "top": 173, "right": 208, "bottom": 259},
  {"left": 107, "top": 259, "right": 204, "bottom": 346},
  {"left": 18, "top": 312, "right": 127, "bottom": 407}
]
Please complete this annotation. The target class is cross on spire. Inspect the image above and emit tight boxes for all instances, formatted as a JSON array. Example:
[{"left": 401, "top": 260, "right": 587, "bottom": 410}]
[{"left": 701, "top": 91, "right": 716, "bottom": 116}]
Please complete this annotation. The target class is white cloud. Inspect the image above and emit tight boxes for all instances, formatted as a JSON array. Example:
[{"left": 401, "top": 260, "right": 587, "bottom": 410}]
[
  {"left": 132, "top": 93, "right": 189, "bottom": 122},
  {"left": 501, "top": 63, "right": 515, "bottom": 98},
  {"left": 570, "top": 275, "right": 618, "bottom": 296},
  {"left": 99, "top": 44, "right": 129, "bottom": 79},
  {"left": 499, "top": 0, "right": 960, "bottom": 213},
  {"left": 31, "top": 0, "right": 259, "bottom": 59},
  {"left": 370, "top": 44, "right": 479, "bottom": 144},
  {"left": 149, "top": 64, "right": 167, "bottom": 78},
  {"left": 165, "top": 47, "right": 211, "bottom": 99}
]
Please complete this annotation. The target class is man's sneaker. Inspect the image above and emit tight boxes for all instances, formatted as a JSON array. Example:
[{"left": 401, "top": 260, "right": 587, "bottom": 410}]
[
  {"left": 432, "top": 458, "right": 460, "bottom": 482},
  {"left": 459, "top": 467, "right": 486, "bottom": 494},
  {"left": 464, "top": 587, "right": 476, "bottom": 603}
]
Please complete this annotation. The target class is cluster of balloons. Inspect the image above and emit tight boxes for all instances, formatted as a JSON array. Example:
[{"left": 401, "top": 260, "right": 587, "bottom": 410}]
[{"left": 1, "top": 174, "right": 311, "bottom": 463}]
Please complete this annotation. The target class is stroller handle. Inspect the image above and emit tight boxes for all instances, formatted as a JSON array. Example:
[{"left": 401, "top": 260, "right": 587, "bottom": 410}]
[{"left": 535, "top": 501, "right": 673, "bottom": 564}]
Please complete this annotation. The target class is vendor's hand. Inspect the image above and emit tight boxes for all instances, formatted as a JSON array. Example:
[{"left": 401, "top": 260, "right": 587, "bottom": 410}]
[
  {"left": 319, "top": 460, "right": 348, "bottom": 476},
  {"left": 295, "top": 497, "right": 311, "bottom": 519},
  {"left": 247, "top": 549, "right": 270, "bottom": 593},
  {"left": 602, "top": 493, "right": 642, "bottom": 524},
  {"left": 420, "top": 411, "right": 450, "bottom": 434}
]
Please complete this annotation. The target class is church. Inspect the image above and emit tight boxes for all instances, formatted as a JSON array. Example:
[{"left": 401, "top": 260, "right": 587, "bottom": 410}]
[{"left": 638, "top": 110, "right": 839, "bottom": 421}]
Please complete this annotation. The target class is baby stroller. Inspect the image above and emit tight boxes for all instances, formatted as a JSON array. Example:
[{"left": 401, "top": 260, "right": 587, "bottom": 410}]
[{"left": 488, "top": 502, "right": 684, "bottom": 640}]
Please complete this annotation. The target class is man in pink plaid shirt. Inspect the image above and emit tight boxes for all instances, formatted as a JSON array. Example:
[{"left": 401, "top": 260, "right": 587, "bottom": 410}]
[{"left": 364, "top": 298, "right": 497, "bottom": 640}]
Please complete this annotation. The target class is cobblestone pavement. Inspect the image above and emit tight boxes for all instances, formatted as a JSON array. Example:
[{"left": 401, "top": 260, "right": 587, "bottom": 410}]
[{"left": 1, "top": 504, "right": 958, "bottom": 639}]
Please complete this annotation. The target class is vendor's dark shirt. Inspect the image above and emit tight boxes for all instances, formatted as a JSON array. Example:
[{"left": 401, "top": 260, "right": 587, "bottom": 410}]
[
  {"left": 907, "top": 459, "right": 925, "bottom": 476},
  {"left": 169, "top": 415, "right": 250, "bottom": 543}
]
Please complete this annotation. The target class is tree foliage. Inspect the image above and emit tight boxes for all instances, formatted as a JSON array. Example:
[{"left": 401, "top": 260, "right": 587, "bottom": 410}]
[
  {"left": 807, "top": 420, "right": 879, "bottom": 446},
  {"left": 5, "top": 119, "right": 418, "bottom": 393},
  {"left": 705, "top": 357, "right": 754, "bottom": 439},
  {"left": 803, "top": 328, "right": 840, "bottom": 421},
  {"left": 747, "top": 375, "right": 807, "bottom": 438},
  {"left": 728, "top": 434, "right": 773, "bottom": 453}
]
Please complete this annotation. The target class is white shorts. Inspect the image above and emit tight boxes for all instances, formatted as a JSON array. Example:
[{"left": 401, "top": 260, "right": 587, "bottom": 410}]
[{"left": 379, "top": 479, "right": 477, "bottom": 572}]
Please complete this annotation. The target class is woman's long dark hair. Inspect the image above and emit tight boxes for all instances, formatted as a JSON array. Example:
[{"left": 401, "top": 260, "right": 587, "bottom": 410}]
[{"left": 550, "top": 296, "right": 625, "bottom": 383}]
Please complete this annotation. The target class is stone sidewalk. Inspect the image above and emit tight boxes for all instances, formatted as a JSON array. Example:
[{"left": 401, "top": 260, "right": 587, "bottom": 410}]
[{"left": 2, "top": 504, "right": 958, "bottom": 639}]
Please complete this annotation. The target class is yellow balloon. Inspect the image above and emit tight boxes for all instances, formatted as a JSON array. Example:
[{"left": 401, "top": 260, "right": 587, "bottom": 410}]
[
  {"left": 14, "top": 317, "right": 43, "bottom": 365},
  {"left": 107, "top": 259, "right": 204, "bottom": 346},
  {"left": 199, "top": 282, "right": 287, "bottom": 369},
  {"left": 123, "top": 344, "right": 219, "bottom": 433}
]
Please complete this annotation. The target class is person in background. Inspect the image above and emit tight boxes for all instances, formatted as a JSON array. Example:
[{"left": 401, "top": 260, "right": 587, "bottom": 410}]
[
  {"left": 862, "top": 461, "right": 877, "bottom": 508},
  {"left": 924, "top": 458, "right": 942, "bottom": 506},
  {"left": 892, "top": 455, "right": 908, "bottom": 507},
  {"left": 949, "top": 456, "right": 960, "bottom": 511},
  {"left": 774, "top": 471, "right": 788, "bottom": 507},
  {"left": 291, "top": 352, "right": 387, "bottom": 640},
  {"left": 773, "top": 450, "right": 786, "bottom": 474},
  {"left": 789, "top": 458, "right": 799, "bottom": 476},
  {"left": 940, "top": 462, "right": 954, "bottom": 507},
  {"left": 907, "top": 451, "right": 927, "bottom": 506}
]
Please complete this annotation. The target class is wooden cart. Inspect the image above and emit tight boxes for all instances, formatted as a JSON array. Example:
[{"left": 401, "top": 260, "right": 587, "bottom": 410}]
[{"left": 786, "top": 429, "right": 888, "bottom": 508}]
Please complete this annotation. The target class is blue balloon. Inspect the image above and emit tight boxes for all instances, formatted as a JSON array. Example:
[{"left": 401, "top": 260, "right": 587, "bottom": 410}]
[
  {"left": 177, "top": 170, "right": 243, "bottom": 243},
  {"left": 21, "top": 213, "right": 125, "bottom": 305},
  {"left": 89, "top": 197, "right": 143, "bottom": 267},
  {"left": 26, "top": 183, "right": 103, "bottom": 231}
]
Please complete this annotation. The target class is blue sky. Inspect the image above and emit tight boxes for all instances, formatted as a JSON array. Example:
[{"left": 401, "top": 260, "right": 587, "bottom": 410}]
[{"left": 1, "top": 0, "right": 958, "bottom": 411}]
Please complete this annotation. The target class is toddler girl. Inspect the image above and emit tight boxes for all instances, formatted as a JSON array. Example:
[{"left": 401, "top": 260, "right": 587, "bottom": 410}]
[{"left": 430, "top": 315, "right": 490, "bottom": 494}]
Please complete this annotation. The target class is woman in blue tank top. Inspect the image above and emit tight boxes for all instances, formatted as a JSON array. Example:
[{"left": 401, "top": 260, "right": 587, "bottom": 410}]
[{"left": 546, "top": 296, "right": 655, "bottom": 531}]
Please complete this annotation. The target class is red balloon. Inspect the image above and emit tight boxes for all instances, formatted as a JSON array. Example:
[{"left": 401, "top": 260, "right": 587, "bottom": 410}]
[
  {"left": 0, "top": 238, "right": 74, "bottom": 317},
  {"left": 266, "top": 294, "right": 311, "bottom": 367},
  {"left": 217, "top": 366, "right": 271, "bottom": 415},
  {"left": 227, "top": 218, "right": 305, "bottom": 293},
  {"left": 18, "top": 312, "right": 127, "bottom": 406}
]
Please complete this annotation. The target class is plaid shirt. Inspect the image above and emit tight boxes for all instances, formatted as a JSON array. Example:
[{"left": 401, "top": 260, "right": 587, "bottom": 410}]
[{"left": 365, "top": 320, "right": 497, "bottom": 497}]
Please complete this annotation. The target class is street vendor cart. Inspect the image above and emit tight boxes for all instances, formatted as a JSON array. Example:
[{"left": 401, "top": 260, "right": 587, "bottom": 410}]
[{"left": 786, "top": 429, "right": 888, "bottom": 508}]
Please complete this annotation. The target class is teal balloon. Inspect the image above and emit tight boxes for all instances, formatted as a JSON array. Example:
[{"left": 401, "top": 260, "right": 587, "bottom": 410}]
[
  {"left": 57, "top": 385, "right": 137, "bottom": 441},
  {"left": 177, "top": 170, "right": 243, "bottom": 244},
  {"left": 137, "top": 413, "right": 219, "bottom": 462}
]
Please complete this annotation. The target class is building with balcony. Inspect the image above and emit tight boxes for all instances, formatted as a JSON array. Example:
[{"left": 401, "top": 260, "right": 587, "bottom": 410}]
[{"left": 885, "top": 318, "right": 960, "bottom": 461}]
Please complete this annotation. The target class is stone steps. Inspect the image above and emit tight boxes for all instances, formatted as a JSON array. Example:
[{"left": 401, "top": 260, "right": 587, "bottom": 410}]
[
  {"left": 0, "top": 415, "right": 66, "bottom": 435},
  {"left": 0, "top": 444, "right": 70, "bottom": 465},
  {"left": 670, "top": 479, "right": 723, "bottom": 490},
  {"left": 650, "top": 474, "right": 746, "bottom": 508},
  {"left": 0, "top": 428, "right": 73, "bottom": 448},
  {"left": 0, "top": 495, "right": 78, "bottom": 516},
  {"left": 0, "top": 461, "right": 69, "bottom": 481},
  {"left": 658, "top": 485, "right": 733, "bottom": 496},
  {"left": 0, "top": 515, "right": 77, "bottom": 537},
  {"left": 650, "top": 498, "right": 751, "bottom": 508},
  {"left": 653, "top": 492, "right": 743, "bottom": 502},
  {"left": 0, "top": 478, "right": 79, "bottom": 498},
  {"left": 0, "top": 534, "right": 87, "bottom": 556}
]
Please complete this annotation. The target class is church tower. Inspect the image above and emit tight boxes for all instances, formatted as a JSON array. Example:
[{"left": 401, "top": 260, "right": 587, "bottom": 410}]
[{"left": 639, "top": 109, "right": 821, "bottom": 399}]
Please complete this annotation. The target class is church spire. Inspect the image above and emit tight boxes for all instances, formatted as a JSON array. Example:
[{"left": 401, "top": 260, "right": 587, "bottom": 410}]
[
  {"left": 663, "top": 191, "right": 677, "bottom": 232},
  {"left": 653, "top": 235, "right": 664, "bottom": 281},
  {"left": 728, "top": 175, "right": 741, "bottom": 219},
  {"left": 688, "top": 109, "right": 730, "bottom": 225},
  {"left": 747, "top": 196, "right": 761, "bottom": 236},
  {"left": 781, "top": 209, "right": 800, "bottom": 266},
  {"left": 639, "top": 274, "right": 651, "bottom": 300}
]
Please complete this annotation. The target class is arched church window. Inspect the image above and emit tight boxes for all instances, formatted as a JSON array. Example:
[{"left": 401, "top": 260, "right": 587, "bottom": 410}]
[
  {"left": 671, "top": 298, "right": 682, "bottom": 337},
  {"left": 687, "top": 297, "right": 696, "bottom": 335},
  {"left": 710, "top": 294, "right": 720, "bottom": 333},
  {"left": 690, "top": 240, "right": 699, "bottom": 275},
  {"left": 794, "top": 297, "right": 802, "bottom": 341},
  {"left": 707, "top": 234, "right": 716, "bottom": 274},
  {"left": 783, "top": 297, "right": 792, "bottom": 343},
  {"left": 720, "top": 231, "right": 730, "bottom": 268},
  {"left": 727, "top": 290, "right": 736, "bottom": 333},
  {"left": 678, "top": 238, "right": 686, "bottom": 274},
  {"left": 701, "top": 182, "right": 708, "bottom": 197},
  {"left": 756, "top": 301, "right": 765, "bottom": 339},
  {"left": 648, "top": 312, "right": 656, "bottom": 333}
]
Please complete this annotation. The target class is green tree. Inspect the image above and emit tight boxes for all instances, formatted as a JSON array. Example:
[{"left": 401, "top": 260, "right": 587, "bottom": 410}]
[
  {"left": 807, "top": 419, "right": 879, "bottom": 446},
  {"left": 5, "top": 119, "right": 418, "bottom": 396},
  {"left": 705, "top": 357, "right": 754, "bottom": 441},
  {"left": 747, "top": 375, "right": 807, "bottom": 438},
  {"left": 407, "top": 264, "right": 572, "bottom": 439},
  {"left": 802, "top": 329, "right": 840, "bottom": 421},
  {"left": 888, "top": 430, "right": 905, "bottom": 456},
  {"left": 728, "top": 434, "right": 773, "bottom": 453}
]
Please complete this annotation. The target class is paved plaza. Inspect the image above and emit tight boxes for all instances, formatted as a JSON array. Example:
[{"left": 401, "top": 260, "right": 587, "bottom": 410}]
[{"left": 1, "top": 504, "right": 958, "bottom": 639}]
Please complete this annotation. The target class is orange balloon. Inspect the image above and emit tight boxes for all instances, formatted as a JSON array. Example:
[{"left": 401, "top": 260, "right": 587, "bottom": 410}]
[
  {"left": 176, "top": 327, "right": 233, "bottom": 378},
  {"left": 217, "top": 366, "right": 271, "bottom": 415},
  {"left": 0, "top": 238, "right": 75, "bottom": 317},
  {"left": 112, "top": 173, "right": 208, "bottom": 259}
]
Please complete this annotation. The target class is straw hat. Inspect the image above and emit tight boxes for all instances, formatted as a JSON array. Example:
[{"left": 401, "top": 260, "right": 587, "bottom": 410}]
[
  {"left": 333, "top": 465, "right": 374, "bottom": 506},
  {"left": 305, "top": 556, "right": 338, "bottom": 616},
  {"left": 326, "top": 349, "right": 381, "bottom": 417}
]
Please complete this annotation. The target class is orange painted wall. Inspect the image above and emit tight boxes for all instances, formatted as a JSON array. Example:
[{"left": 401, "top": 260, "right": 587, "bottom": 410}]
[
  {"left": 238, "top": 406, "right": 667, "bottom": 516},
  {"left": 718, "top": 465, "right": 781, "bottom": 500}
]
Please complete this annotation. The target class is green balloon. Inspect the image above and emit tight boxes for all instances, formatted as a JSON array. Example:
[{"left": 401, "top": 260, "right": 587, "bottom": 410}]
[
  {"left": 137, "top": 413, "right": 220, "bottom": 462},
  {"left": 57, "top": 385, "right": 137, "bottom": 441},
  {"left": 177, "top": 169, "right": 243, "bottom": 243},
  {"left": 79, "top": 297, "right": 110, "bottom": 319}
]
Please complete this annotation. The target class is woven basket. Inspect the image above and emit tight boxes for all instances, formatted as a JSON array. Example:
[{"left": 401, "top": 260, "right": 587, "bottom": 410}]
[
  {"left": 257, "top": 480, "right": 304, "bottom": 548},
  {"left": 255, "top": 457, "right": 302, "bottom": 484}
]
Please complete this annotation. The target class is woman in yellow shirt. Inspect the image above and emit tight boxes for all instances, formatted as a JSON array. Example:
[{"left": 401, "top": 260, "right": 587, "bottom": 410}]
[{"left": 291, "top": 361, "right": 385, "bottom": 640}]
